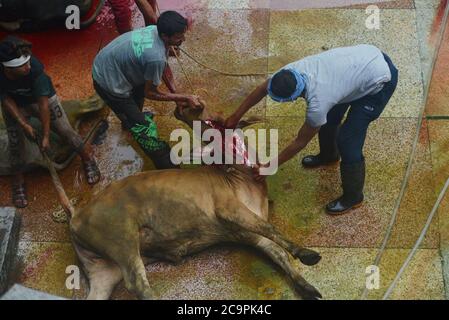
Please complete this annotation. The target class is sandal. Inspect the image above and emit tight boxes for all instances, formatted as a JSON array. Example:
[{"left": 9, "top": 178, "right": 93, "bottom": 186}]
[
  {"left": 12, "top": 183, "right": 28, "bottom": 208},
  {"left": 83, "top": 159, "right": 101, "bottom": 185}
]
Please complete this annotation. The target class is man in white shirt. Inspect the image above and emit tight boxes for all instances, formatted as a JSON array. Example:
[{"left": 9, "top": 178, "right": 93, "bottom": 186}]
[{"left": 224, "top": 44, "right": 399, "bottom": 215}]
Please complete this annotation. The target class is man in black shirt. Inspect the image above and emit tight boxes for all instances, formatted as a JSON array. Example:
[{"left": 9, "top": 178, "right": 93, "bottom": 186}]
[{"left": 0, "top": 36, "right": 101, "bottom": 208}]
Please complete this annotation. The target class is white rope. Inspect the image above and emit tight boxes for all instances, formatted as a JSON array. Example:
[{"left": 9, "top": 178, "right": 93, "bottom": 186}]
[
  {"left": 383, "top": 178, "right": 449, "bottom": 299},
  {"left": 361, "top": 1, "right": 449, "bottom": 299}
]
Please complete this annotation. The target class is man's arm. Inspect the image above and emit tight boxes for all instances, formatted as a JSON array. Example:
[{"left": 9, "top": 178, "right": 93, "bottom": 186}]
[
  {"left": 225, "top": 79, "right": 269, "bottom": 128},
  {"left": 162, "top": 65, "right": 177, "bottom": 94},
  {"left": 135, "top": 0, "right": 158, "bottom": 25},
  {"left": 144, "top": 80, "right": 201, "bottom": 108},
  {"left": 254, "top": 122, "right": 320, "bottom": 181},
  {"left": 1, "top": 95, "right": 36, "bottom": 140},
  {"left": 276, "top": 122, "right": 320, "bottom": 167},
  {"left": 1, "top": 96, "right": 29, "bottom": 128},
  {"left": 36, "top": 96, "right": 51, "bottom": 151}
]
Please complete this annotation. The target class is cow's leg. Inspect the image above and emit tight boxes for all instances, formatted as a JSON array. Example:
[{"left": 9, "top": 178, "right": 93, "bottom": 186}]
[
  {"left": 217, "top": 204, "right": 321, "bottom": 266},
  {"left": 86, "top": 261, "right": 122, "bottom": 300},
  {"left": 116, "top": 254, "right": 156, "bottom": 300},
  {"left": 242, "top": 234, "right": 322, "bottom": 300},
  {"left": 74, "top": 243, "right": 122, "bottom": 300}
]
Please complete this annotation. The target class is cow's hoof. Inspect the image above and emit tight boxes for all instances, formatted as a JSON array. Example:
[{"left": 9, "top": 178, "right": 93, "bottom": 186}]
[
  {"left": 296, "top": 283, "right": 322, "bottom": 300},
  {"left": 294, "top": 248, "right": 322, "bottom": 266}
]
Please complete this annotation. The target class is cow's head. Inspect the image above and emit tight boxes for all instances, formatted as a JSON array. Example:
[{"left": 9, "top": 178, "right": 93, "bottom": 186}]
[
  {"left": 174, "top": 100, "right": 262, "bottom": 132},
  {"left": 174, "top": 100, "right": 263, "bottom": 169}
]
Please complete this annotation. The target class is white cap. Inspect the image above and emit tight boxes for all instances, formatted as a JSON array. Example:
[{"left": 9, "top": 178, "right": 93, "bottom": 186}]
[{"left": 2, "top": 55, "right": 31, "bottom": 68}]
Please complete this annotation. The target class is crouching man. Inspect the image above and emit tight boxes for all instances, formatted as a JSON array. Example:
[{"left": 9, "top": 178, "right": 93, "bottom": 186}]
[
  {"left": 0, "top": 36, "right": 100, "bottom": 208},
  {"left": 92, "top": 10, "right": 201, "bottom": 169},
  {"left": 225, "top": 44, "right": 398, "bottom": 215}
]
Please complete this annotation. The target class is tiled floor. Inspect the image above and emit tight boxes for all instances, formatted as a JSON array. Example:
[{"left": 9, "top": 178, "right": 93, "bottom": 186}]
[{"left": 1, "top": 0, "right": 448, "bottom": 300}]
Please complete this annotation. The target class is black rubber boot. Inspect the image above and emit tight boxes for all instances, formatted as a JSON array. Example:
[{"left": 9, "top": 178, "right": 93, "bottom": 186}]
[
  {"left": 302, "top": 125, "right": 340, "bottom": 168},
  {"left": 326, "top": 160, "right": 365, "bottom": 215},
  {"left": 146, "top": 144, "right": 180, "bottom": 170}
]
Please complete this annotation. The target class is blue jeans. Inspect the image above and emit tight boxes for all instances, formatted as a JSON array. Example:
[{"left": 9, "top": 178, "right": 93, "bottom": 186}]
[{"left": 325, "top": 53, "right": 399, "bottom": 164}]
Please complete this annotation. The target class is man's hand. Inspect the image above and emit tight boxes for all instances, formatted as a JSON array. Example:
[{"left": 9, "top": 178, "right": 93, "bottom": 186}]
[
  {"left": 252, "top": 162, "right": 270, "bottom": 183},
  {"left": 22, "top": 123, "right": 36, "bottom": 141},
  {"left": 41, "top": 135, "right": 50, "bottom": 153},
  {"left": 176, "top": 101, "right": 189, "bottom": 111},
  {"left": 186, "top": 95, "right": 202, "bottom": 109}
]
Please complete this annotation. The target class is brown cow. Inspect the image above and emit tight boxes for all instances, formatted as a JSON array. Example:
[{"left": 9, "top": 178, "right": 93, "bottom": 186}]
[{"left": 69, "top": 105, "right": 322, "bottom": 300}]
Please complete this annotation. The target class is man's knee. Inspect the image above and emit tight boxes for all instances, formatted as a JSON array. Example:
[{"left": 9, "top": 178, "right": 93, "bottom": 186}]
[{"left": 54, "top": 124, "right": 83, "bottom": 150}]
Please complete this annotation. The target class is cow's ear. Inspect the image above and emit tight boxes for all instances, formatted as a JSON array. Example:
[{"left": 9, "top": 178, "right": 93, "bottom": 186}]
[{"left": 236, "top": 116, "right": 264, "bottom": 129}]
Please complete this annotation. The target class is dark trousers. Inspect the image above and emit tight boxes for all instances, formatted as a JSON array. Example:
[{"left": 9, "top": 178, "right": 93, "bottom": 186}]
[
  {"left": 93, "top": 80, "right": 146, "bottom": 130},
  {"left": 324, "top": 53, "right": 399, "bottom": 164},
  {"left": 93, "top": 80, "right": 168, "bottom": 153}
]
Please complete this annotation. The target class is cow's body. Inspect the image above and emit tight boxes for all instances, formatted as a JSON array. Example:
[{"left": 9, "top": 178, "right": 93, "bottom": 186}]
[
  {"left": 69, "top": 103, "right": 322, "bottom": 300},
  {"left": 71, "top": 165, "right": 270, "bottom": 264},
  {"left": 71, "top": 161, "right": 322, "bottom": 300}
]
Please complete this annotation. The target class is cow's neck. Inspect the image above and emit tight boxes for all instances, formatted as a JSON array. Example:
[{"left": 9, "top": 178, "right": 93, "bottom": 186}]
[{"left": 217, "top": 164, "right": 257, "bottom": 181}]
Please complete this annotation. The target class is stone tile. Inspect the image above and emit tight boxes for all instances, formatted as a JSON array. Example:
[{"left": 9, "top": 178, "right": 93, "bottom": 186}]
[
  {"left": 415, "top": 0, "right": 448, "bottom": 87},
  {"left": 0, "top": 208, "right": 20, "bottom": 294},
  {"left": 437, "top": 191, "right": 449, "bottom": 299},
  {"left": 387, "top": 120, "right": 439, "bottom": 249},
  {"left": 310, "top": 248, "right": 444, "bottom": 300},
  {"left": 208, "top": 0, "right": 270, "bottom": 9},
  {"left": 154, "top": 9, "right": 270, "bottom": 118},
  {"left": 425, "top": 16, "right": 449, "bottom": 116},
  {"left": 94, "top": 247, "right": 314, "bottom": 300},
  {"left": 428, "top": 120, "right": 449, "bottom": 194},
  {"left": 177, "top": 9, "right": 269, "bottom": 72},
  {"left": 428, "top": 119, "right": 449, "bottom": 298},
  {"left": 366, "top": 248, "right": 445, "bottom": 299},
  {"left": 15, "top": 242, "right": 77, "bottom": 299},
  {"left": 92, "top": 115, "right": 146, "bottom": 188},
  {"left": 13, "top": 169, "right": 74, "bottom": 243},
  {"left": 157, "top": 0, "right": 271, "bottom": 10},
  {"left": 343, "top": 0, "right": 414, "bottom": 9},
  {"left": 1, "top": 284, "right": 66, "bottom": 300},
  {"left": 415, "top": 0, "right": 446, "bottom": 9},
  {"left": 270, "top": 0, "right": 414, "bottom": 9},
  {"left": 157, "top": 0, "right": 412, "bottom": 10},
  {"left": 158, "top": 0, "right": 208, "bottom": 10},
  {"left": 264, "top": 117, "right": 416, "bottom": 248},
  {"left": 267, "top": 9, "right": 423, "bottom": 118},
  {"left": 304, "top": 248, "right": 444, "bottom": 300},
  {"left": 76, "top": 246, "right": 444, "bottom": 300}
]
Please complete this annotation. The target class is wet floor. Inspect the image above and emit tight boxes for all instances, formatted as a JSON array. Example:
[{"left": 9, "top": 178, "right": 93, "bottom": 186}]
[{"left": 1, "top": 0, "right": 449, "bottom": 299}]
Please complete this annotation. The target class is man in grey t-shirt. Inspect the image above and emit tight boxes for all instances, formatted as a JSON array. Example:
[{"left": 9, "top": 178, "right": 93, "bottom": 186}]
[
  {"left": 93, "top": 11, "right": 201, "bottom": 169},
  {"left": 224, "top": 45, "right": 399, "bottom": 215}
]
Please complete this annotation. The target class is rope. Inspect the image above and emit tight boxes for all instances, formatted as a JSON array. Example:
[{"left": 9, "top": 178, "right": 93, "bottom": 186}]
[
  {"left": 382, "top": 178, "right": 449, "bottom": 299},
  {"left": 179, "top": 47, "right": 273, "bottom": 77},
  {"left": 33, "top": 135, "right": 74, "bottom": 218},
  {"left": 172, "top": 46, "right": 196, "bottom": 92},
  {"left": 361, "top": 1, "right": 449, "bottom": 299},
  {"left": 154, "top": 2, "right": 272, "bottom": 78},
  {"left": 41, "top": 150, "right": 75, "bottom": 217}
]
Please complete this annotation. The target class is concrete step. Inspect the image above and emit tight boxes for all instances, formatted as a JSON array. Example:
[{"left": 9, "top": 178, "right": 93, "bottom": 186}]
[{"left": 0, "top": 207, "right": 20, "bottom": 295}]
